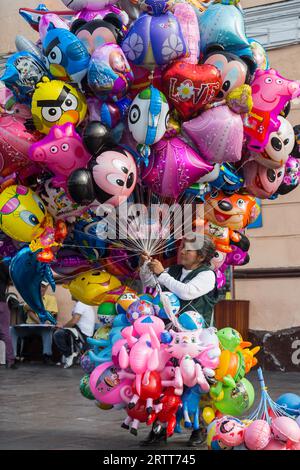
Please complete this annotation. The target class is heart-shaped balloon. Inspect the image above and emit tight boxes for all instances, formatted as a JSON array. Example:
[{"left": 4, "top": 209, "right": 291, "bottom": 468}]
[
  {"left": 182, "top": 105, "right": 243, "bottom": 163},
  {"left": 162, "top": 62, "right": 222, "bottom": 120},
  {"left": 142, "top": 136, "right": 213, "bottom": 199}
]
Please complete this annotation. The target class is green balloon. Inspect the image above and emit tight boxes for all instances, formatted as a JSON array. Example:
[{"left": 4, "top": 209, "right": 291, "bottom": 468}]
[
  {"left": 217, "top": 327, "right": 241, "bottom": 352},
  {"left": 97, "top": 302, "right": 116, "bottom": 317},
  {"left": 80, "top": 374, "right": 95, "bottom": 400},
  {"left": 214, "top": 378, "right": 255, "bottom": 416}
]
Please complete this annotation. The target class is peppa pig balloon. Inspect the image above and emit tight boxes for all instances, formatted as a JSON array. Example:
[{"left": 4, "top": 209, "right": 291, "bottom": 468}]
[
  {"left": 122, "top": 2, "right": 188, "bottom": 69},
  {"left": 88, "top": 43, "right": 133, "bottom": 100},
  {"left": 142, "top": 136, "right": 213, "bottom": 199},
  {"left": 183, "top": 105, "right": 244, "bottom": 164},
  {"left": 244, "top": 69, "right": 300, "bottom": 152},
  {"left": 29, "top": 123, "right": 91, "bottom": 191},
  {"left": 243, "top": 160, "right": 285, "bottom": 199},
  {"left": 89, "top": 361, "right": 133, "bottom": 405}
]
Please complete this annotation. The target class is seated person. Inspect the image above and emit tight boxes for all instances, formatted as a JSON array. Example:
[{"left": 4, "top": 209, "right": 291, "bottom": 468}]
[
  {"left": 11, "top": 281, "right": 58, "bottom": 362},
  {"left": 53, "top": 300, "right": 95, "bottom": 369}
]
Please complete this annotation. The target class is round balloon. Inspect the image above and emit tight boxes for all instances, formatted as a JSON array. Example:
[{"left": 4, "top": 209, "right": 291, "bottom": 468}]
[
  {"left": 214, "top": 378, "right": 255, "bottom": 416},
  {"left": 80, "top": 374, "right": 95, "bottom": 400},
  {"left": 89, "top": 361, "right": 133, "bottom": 405}
]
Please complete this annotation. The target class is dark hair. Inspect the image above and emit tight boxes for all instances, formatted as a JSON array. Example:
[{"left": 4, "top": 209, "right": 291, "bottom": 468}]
[{"left": 197, "top": 235, "right": 216, "bottom": 265}]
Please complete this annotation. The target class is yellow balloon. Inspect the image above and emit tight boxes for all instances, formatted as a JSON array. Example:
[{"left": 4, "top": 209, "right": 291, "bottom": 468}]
[
  {"left": 214, "top": 390, "right": 224, "bottom": 402},
  {"left": 66, "top": 270, "right": 122, "bottom": 305},
  {"left": 0, "top": 185, "right": 48, "bottom": 242},
  {"left": 203, "top": 407, "right": 215, "bottom": 424}
]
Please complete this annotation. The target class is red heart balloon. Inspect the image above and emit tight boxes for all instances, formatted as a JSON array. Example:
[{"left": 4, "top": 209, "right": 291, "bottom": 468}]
[{"left": 162, "top": 62, "right": 222, "bottom": 120}]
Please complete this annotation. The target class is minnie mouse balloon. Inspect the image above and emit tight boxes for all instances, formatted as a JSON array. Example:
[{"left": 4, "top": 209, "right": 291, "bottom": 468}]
[
  {"left": 183, "top": 105, "right": 243, "bottom": 163},
  {"left": 142, "top": 137, "right": 213, "bottom": 199}
]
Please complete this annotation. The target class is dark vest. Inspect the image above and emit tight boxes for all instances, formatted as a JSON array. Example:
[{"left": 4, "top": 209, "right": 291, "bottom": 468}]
[{"left": 163, "top": 264, "right": 219, "bottom": 325}]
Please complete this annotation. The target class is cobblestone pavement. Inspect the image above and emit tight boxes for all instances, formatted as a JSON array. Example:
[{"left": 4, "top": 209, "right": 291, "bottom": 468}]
[{"left": 0, "top": 364, "right": 299, "bottom": 450}]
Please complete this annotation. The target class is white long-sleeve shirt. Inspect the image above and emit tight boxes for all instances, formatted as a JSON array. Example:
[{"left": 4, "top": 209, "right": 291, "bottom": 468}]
[{"left": 139, "top": 263, "right": 216, "bottom": 301}]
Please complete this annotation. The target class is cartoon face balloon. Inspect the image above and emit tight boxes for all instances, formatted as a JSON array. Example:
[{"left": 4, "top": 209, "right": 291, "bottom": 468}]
[
  {"left": 261, "top": 116, "right": 295, "bottom": 168},
  {"left": 0, "top": 52, "right": 49, "bottom": 104},
  {"left": 89, "top": 361, "right": 133, "bottom": 406},
  {"left": 67, "top": 270, "right": 122, "bottom": 305},
  {"left": 71, "top": 17, "right": 123, "bottom": 54},
  {"left": 42, "top": 25, "right": 90, "bottom": 85},
  {"left": 277, "top": 156, "right": 300, "bottom": 195},
  {"left": 31, "top": 78, "right": 87, "bottom": 134},
  {"left": 0, "top": 185, "right": 47, "bottom": 242},
  {"left": 243, "top": 160, "right": 285, "bottom": 199},
  {"left": 68, "top": 147, "right": 137, "bottom": 207},
  {"left": 88, "top": 43, "right": 133, "bottom": 100},
  {"left": 128, "top": 86, "right": 169, "bottom": 147},
  {"left": 210, "top": 163, "right": 244, "bottom": 194},
  {"left": 204, "top": 52, "right": 251, "bottom": 101}
]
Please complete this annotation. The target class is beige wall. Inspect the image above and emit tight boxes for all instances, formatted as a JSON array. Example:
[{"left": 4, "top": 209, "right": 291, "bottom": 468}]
[{"left": 242, "top": 0, "right": 285, "bottom": 8}]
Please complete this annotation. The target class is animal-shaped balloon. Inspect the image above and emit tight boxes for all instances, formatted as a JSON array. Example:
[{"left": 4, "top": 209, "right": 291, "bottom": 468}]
[
  {"left": 122, "top": 2, "right": 188, "bottom": 69},
  {"left": 147, "top": 387, "right": 182, "bottom": 438},
  {"left": 210, "top": 163, "right": 244, "bottom": 194},
  {"left": 29, "top": 123, "right": 91, "bottom": 190},
  {"left": 175, "top": 384, "right": 203, "bottom": 434},
  {"left": 68, "top": 125, "right": 137, "bottom": 206},
  {"left": 122, "top": 399, "right": 149, "bottom": 435},
  {"left": 244, "top": 69, "right": 300, "bottom": 152},
  {"left": 88, "top": 43, "right": 133, "bottom": 100},
  {"left": 277, "top": 156, "right": 300, "bottom": 195},
  {"left": 38, "top": 13, "right": 69, "bottom": 41},
  {"left": 31, "top": 78, "right": 87, "bottom": 134},
  {"left": 42, "top": 25, "right": 90, "bottom": 85},
  {"left": 0, "top": 52, "right": 49, "bottom": 104},
  {"left": 183, "top": 105, "right": 244, "bottom": 163},
  {"left": 204, "top": 51, "right": 252, "bottom": 101},
  {"left": 243, "top": 160, "right": 285, "bottom": 199},
  {"left": 128, "top": 86, "right": 169, "bottom": 165},
  {"left": 61, "top": 0, "right": 128, "bottom": 25},
  {"left": 142, "top": 136, "right": 213, "bottom": 199},
  {"left": 71, "top": 17, "right": 124, "bottom": 55},
  {"left": 9, "top": 246, "right": 57, "bottom": 324},
  {"left": 66, "top": 270, "right": 121, "bottom": 305},
  {"left": 254, "top": 116, "right": 295, "bottom": 169}
]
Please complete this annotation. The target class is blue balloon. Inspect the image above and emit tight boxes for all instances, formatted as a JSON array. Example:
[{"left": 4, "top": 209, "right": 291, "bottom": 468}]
[
  {"left": 0, "top": 51, "right": 50, "bottom": 104},
  {"left": 276, "top": 393, "right": 300, "bottom": 416},
  {"left": 42, "top": 25, "right": 90, "bottom": 85},
  {"left": 211, "top": 163, "right": 244, "bottom": 194},
  {"left": 73, "top": 217, "right": 107, "bottom": 261},
  {"left": 9, "top": 247, "right": 56, "bottom": 324}
]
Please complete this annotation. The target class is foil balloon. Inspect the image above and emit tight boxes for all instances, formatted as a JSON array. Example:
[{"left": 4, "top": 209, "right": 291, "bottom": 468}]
[
  {"left": 173, "top": 3, "right": 200, "bottom": 64},
  {"left": 67, "top": 270, "right": 122, "bottom": 305},
  {"left": 73, "top": 217, "right": 108, "bottom": 260},
  {"left": 183, "top": 105, "right": 244, "bottom": 163},
  {"left": 19, "top": 5, "right": 74, "bottom": 33},
  {"left": 88, "top": 43, "right": 133, "bottom": 100},
  {"left": 142, "top": 136, "right": 213, "bottom": 199},
  {"left": 204, "top": 51, "right": 251, "bottom": 101},
  {"left": 0, "top": 233, "right": 19, "bottom": 259},
  {"left": 15, "top": 35, "right": 44, "bottom": 60},
  {"left": 249, "top": 39, "right": 269, "bottom": 71},
  {"left": 162, "top": 62, "right": 222, "bottom": 121},
  {"left": 128, "top": 86, "right": 169, "bottom": 165},
  {"left": 0, "top": 185, "right": 48, "bottom": 243},
  {"left": 9, "top": 246, "right": 56, "bottom": 324},
  {"left": 31, "top": 78, "right": 87, "bottom": 135},
  {"left": 51, "top": 248, "right": 99, "bottom": 276},
  {"left": 68, "top": 147, "right": 137, "bottom": 207},
  {"left": 210, "top": 163, "right": 244, "bottom": 194},
  {"left": 122, "top": 5, "right": 188, "bottom": 69},
  {"left": 105, "top": 246, "right": 139, "bottom": 279},
  {"left": 29, "top": 123, "right": 91, "bottom": 190},
  {"left": 244, "top": 69, "right": 300, "bottom": 152},
  {"left": 71, "top": 17, "right": 123, "bottom": 55},
  {"left": 199, "top": 3, "right": 252, "bottom": 58},
  {"left": 254, "top": 116, "right": 295, "bottom": 169},
  {"left": 0, "top": 51, "right": 50, "bottom": 104},
  {"left": 89, "top": 361, "right": 133, "bottom": 405},
  {"left": 243, "top": 160, "right": 285, "bottom": 199},
  {"left": 39, "top": 13, "right": 69, "bottom": 41},
  {"left": 0, "top": 112, "right": 41, "bottom": 181},
  {"left": 61, "top": 0, "right": 128, "bottom": 25},
  {"left": 276, "top": 156, "right": 300, "bottom": 195},
  {"left": 42, "top": 25, "right": 90, "bottom": 85}
]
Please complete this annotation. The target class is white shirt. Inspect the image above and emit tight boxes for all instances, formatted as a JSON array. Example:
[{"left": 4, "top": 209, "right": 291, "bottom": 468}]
[
  {"left": 139, "top": 263, "right": 216, "bottom": 301},
  {"left": 72, "top": 302, "right": 95, "bottom": 337}
]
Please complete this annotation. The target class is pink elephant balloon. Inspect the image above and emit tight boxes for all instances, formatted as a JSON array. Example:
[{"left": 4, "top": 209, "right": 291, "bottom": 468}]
[
  {"left": 243, "top": 160, "right": 285, "bottom": 199},
  {"left": 182, "top": 105, "right": 243, "bottom": 164},
  {"left": 142, "top": 137, "right": 213, "bottom": 199}
]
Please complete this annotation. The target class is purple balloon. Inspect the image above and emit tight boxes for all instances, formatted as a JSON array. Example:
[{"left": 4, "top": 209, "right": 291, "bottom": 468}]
[
  {"left": 182, "top": 105, "right": 243, "bottom": 164},
  {"left": 142, "top": 137, "right": 213, "bottom": 198}
]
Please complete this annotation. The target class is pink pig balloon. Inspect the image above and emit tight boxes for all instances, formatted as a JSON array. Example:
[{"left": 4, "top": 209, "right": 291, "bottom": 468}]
[
  {"left": 142, "top": 137, "right": 213, "bottom": 199},
  {"left": 244, "top": 69, "right": 300, "bottom": 152},
  {"left": 29, "top": 123, "right": 91, "bottom": 190},
  {"left": 182, "top": 105, "right": 244, "bottom": 164}
]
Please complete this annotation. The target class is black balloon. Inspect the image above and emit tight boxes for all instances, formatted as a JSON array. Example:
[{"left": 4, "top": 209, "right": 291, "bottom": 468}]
[
  {"left": 68, "top": 169, "right": 95, "bottom": 205},
  {"left": 83, "top": 122, "right": 112, "bottom": 156}
]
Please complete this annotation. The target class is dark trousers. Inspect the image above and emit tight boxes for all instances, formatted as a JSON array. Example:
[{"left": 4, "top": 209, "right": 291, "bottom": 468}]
[
  {"left": 0, "top": 302, "right": 15, "bottom": 364},
  {"left": 53, "top": 327, "right": 87, "bottom": 357}
]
